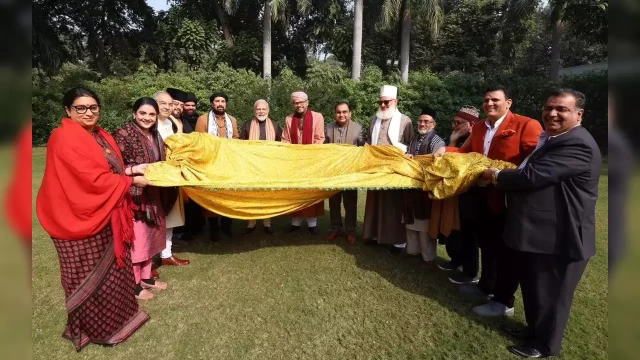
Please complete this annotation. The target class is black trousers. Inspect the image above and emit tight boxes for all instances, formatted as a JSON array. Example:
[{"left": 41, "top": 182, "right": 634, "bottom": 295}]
[
  {"left": 328, "top": 190, "right": 358, "bottom": 233},
  {"left": 445, "top": 190, "right": 479, "bottom": 277},
  {"left": 184, "top": 201, "right": 205, "bottom": 234},
  {"left": 516, "top": 251, "right": 589, "bottom": 356},
  {"left": 209, "top": 216, "right": 232, "bottom": 233},
  {"left": 473, "top": 190, "right": 519, "bottom": 308}
]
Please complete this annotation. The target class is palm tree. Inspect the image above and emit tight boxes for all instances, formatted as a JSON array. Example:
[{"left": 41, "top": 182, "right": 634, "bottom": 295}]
[
  {"left": 381, "top": 0, "right": 443, "bottom": 84},
  {"left": 225, "top": 0, "right": 311, "bottom": 79},
  {"left": 352, "top": 0, "right": 363, "bottom": 80}
]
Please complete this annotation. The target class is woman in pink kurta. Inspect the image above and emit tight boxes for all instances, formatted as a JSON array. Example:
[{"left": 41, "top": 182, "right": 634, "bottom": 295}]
[{"left": 114, "top": 98, "right": 172, "bottom": 300}]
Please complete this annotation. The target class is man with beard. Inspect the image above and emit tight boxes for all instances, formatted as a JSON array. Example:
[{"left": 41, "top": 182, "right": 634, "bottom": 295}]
[
  {"left": 325, "top": 101, "right": 365, "bottom": 244},
  {"left": 281, "top": 90, "right": 325, "bottom": 234},
  {"left": 240, "top": 99, "right": 282, "bottom": 235},
  {"left": 439, "top": 106, "right": 480, "bottom": 274},
  {"left": 402, "top": 107, "right": 445, "bottom": 264},
  {"left": 436, "top": 85, "right": 543, "bottom": 317},
  {"left": 182, "top": 92, "right": 200, "bottom": 133},
  {"left": 448, "top": 105, "right": 479, "bottom": 147},
  {"left": 166, "top": 88, "right": 193, "bottom": 133},
  {"left": 195, "top": 92, "right": 239, "bottom": 241},
  {"left": 363, "top": 85, "right": 413, "bottom": 250},
  {"left": 153, "top": 91, "right": 190, "bottom": 266}
]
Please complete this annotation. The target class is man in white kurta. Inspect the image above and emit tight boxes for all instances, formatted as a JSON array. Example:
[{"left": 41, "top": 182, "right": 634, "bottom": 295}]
[
  {"left": 363, "top": 85, "right": 413, "bottom": 251},
  {"left": 154, "top": 91, "right": 190, "bottom": 266}
]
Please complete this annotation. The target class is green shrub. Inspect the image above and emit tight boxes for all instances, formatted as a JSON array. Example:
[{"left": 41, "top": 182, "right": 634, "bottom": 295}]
[{"left": 32, "top": 63, "right": 608, "bottom": 153}]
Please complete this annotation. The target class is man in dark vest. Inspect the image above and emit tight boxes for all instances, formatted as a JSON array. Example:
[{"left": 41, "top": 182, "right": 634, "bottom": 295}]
[
  {"left": 402, "top": 107, "right": 446, "bottom": 261},
  {"left": 325, "top": 101, "right": 365, "bottom": 244}
]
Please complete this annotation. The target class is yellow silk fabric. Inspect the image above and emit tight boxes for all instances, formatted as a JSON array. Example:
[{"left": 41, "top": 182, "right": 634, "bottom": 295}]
[{"left": 145, "top": 132, "right": 515, "bottom": 220}]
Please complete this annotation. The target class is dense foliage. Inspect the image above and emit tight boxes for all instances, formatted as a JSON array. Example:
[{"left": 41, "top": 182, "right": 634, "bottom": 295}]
[{"left": 32, "top": 61, "right": 608, "bottom": 151}]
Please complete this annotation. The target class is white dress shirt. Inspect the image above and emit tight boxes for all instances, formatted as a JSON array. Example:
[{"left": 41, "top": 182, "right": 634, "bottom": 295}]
[{"left": 483, "top": 112, "right": 507, "bottom": 155}]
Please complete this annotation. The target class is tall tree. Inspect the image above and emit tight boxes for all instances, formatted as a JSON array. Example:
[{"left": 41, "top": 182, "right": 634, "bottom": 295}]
[
  {"left": 381, "top": 0, "right": 443, "bottom": 84},
  {"left": 548, "top": 0, "right": 567, "bottom": 81},
  {"left": 352, "top": 0, "right": 363, "bottom": 80}
]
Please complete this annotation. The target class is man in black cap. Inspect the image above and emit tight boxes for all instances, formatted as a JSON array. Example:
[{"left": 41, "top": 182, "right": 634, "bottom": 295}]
[
  {"left": 182, "top": 92, "right": 200, "bottom": 133},
  {"left": 166, "top": 87, "right": 194, "bottom": 133},
  {"left": 402, "top": 107, "right": 446, "bottom": 262}
]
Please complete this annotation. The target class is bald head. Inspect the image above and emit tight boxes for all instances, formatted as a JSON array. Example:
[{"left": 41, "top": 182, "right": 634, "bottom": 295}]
[
  {"left": 153, "top": 91, "right": 174, "bottom": 120},
  {"left": 254, "top": 99, "right": 270, "bottom": 121}
]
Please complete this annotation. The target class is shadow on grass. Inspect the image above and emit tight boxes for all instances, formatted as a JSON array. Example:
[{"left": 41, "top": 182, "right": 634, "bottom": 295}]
[{"left": 170, "top": 205, "right": 522, "bottom": 345}]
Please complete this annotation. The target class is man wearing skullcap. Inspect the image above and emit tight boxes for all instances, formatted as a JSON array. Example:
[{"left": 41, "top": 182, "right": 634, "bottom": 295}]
[
  {"left": 166, "top": 88, "right": 193, "bottom": 133},
  {"left": 402, "top": 106, "right": 446, "bottom": 263},
  {"left": 449, "top": 105, "right": 480, "bottom": 147},
  {"left": 282, "top": 90, "right": 325, "bottom": 234},
  {"left": 195, "top": 92, "right": 239, "bottom": 241},
  {"left": 438, "top": 106, "right": 481, "bottom": 278},
  {"left": 363, "top": 85, "right": 413, "bottom": 249},
  {"left": 182, "top": 92, "right": 200, "bottom": 133}
]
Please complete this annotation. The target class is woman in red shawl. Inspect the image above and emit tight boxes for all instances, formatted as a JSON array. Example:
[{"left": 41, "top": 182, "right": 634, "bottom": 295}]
[
  {"left": 113, "top": 98, "right": 172, "bottom": 300},
  {"left": 36, "top": 87, "right": 151, "bottom": 351}
]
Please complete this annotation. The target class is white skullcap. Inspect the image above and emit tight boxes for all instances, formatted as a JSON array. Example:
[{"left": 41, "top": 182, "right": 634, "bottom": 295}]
[
  {"left": 291, "top": 90, "right": 308, "bottom": 100},
  {"left": 380, "top": 85, "right": 398, "bottom": 99}
]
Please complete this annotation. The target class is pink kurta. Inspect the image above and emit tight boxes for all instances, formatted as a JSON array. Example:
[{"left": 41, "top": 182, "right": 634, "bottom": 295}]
[{"left": 131, "top": 217, "right": 166, "bottom": 263}]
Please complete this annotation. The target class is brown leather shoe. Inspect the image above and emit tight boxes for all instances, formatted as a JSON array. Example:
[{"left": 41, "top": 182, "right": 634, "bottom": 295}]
[
  {"left": 346, "top": 233, "right": 356, "bottom": 244},
  {"left": 151, "top": 269, "right": 160, "bottom": 280},
  {"left": 327, "top": 231, "right": 343, "bottom": 241},
  {"left": 161, "top": 255, "right": 190, "bottom": 266}
]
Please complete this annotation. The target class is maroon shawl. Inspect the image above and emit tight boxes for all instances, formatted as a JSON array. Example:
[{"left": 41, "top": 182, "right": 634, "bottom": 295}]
[{"left": 290, "top": 109, "right": 314, "bottom": 144}]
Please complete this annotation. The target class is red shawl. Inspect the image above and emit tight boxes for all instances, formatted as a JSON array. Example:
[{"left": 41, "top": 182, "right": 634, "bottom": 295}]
[
  {"left": 36, "top": 119, "right": 136, "bottom": 268},
  {"left": 290, "top": 109, "right": 314, "bottom": 144},
  {"left": 5, "top": 120, "right": 32, "bottom": 244}
]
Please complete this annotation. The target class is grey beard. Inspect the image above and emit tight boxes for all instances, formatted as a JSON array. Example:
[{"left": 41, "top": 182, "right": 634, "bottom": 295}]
[
  {"left": 450, "top": 129, "right": 468, "bottom": 143},
  {"left": 418, "top": 129, "right": 429, "bottom": 135},
  {"left": 256, "top": 116, "right": 267, "bottom": 121}
]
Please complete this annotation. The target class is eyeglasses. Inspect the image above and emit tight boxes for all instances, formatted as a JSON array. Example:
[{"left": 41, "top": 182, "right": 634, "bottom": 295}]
[
  {"left": 543, "top": 106, "right": 580, "bottom": 113},
  {"left": 452, "top": 120, "right": 469, "bottom": 126},
  {"left": 293, "top": 100, "right": 307, "bottom": 106},
  {"left": 72, "top": 105, "right": 100, "bottom": 114},
  {"left": 378, "top": 100, "right": 394, "bottom": 106}
]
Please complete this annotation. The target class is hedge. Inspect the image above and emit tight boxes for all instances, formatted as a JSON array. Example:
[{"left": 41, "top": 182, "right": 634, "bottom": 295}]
[{"left": 32, "top": 61, "right": 608, "bottom": 152}]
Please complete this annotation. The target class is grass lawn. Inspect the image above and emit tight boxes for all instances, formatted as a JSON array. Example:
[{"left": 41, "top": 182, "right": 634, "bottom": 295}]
[{"left": 32, "top": 146, "right": 608, "bottom": 359}]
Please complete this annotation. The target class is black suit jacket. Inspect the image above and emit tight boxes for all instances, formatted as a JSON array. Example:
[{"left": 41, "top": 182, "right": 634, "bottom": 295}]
[{"left": 496, "top": 125, "right": 601, "bottom": 261}]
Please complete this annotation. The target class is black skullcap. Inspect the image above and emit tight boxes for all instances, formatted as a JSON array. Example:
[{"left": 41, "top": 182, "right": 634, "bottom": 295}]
[
  {"left": 183, "top": 92, "right": 198, "bottom": 103},
  {"left": 420, "top": 106, "right": 437, "bottom": 118},
  {"left": 209, "top": 92, "right": 229, "bottom": 103},
  {"left": 166, "top": 87, "right": 188, "bottom": 102}
]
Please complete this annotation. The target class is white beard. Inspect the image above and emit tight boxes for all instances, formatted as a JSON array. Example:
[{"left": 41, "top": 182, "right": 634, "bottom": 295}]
[
  {"left": 418, "top": 128, "right": 429, "bottom": 135},
  {"left": 449, "top": 129, "right": 468, "bottom": 143},
  {"left": 256, "top": 115, "right": 267, "bottom": 121},
  {"left": 376, "top": 106, "right": 397, "bottom": 120}
]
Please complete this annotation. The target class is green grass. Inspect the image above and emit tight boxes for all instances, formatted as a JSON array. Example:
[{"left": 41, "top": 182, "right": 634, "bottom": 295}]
[{"left": 32, "top": 146, "right": 608, "bottom": 359}]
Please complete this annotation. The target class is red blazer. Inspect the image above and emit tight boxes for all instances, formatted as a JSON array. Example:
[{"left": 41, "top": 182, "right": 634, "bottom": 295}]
[{"left": 447, "top": 111, "right": 543, "bottom": 212}]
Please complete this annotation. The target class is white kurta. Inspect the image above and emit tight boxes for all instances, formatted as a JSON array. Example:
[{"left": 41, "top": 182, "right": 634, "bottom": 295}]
[{"left": 157, "top": 119, "right": 185, "bottom": 229}]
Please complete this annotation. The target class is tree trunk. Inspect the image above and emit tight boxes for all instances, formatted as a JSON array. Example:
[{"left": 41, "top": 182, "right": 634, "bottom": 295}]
[
  {"left": 351, "top": 0, "right": 363, "bottom": 80},
  {"left": 213, "top": 0, "right": 233, "bottom": 46},
  {"left": 263, "top": 2, "right": 272, "bottom": 79},
  {"left": 88, "top": 30, "right": 108, "bottom": 77},
  {"left": 549, "top": 17, "right": 563, "bottom": 81},
  {"left": 400, "top": 1, "right": 411, "bottom": 85}
]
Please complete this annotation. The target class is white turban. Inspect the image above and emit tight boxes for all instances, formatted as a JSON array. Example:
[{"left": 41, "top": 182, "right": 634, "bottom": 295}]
[
  {"left": 291, "top": 91, "right": 308, "bottom": 100},
  {"left": 380, "top": 85, "right": 398, "bottom": 99}
]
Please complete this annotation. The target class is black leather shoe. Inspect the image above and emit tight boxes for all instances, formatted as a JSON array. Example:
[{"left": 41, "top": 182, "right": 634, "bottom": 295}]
[
  {"left": 507, "top": 344, "right": 550, "bottom": 358},
  {"left": 503, "top": 325, "right": 533, "bottom": 340},
  {"left": 222, "top": 229, "right": 233, "bottom": 238},
  {"left": 243, "top": 227, "right": 256, "bottom": 235},
  {"left": 364, "top": 239, "right": 378, "bottom": 246},
  {"left": 210, "top": 230, "right": 220, "bottom": 242},
  {"left": 286, "top": 225, "right": 301, "bottom": 233},
  {"left": 264, "top": 226, "right": 274, "bottom": 235},
  {"left": 308, "top": 226, "right": 320, "bottom": 235}
]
